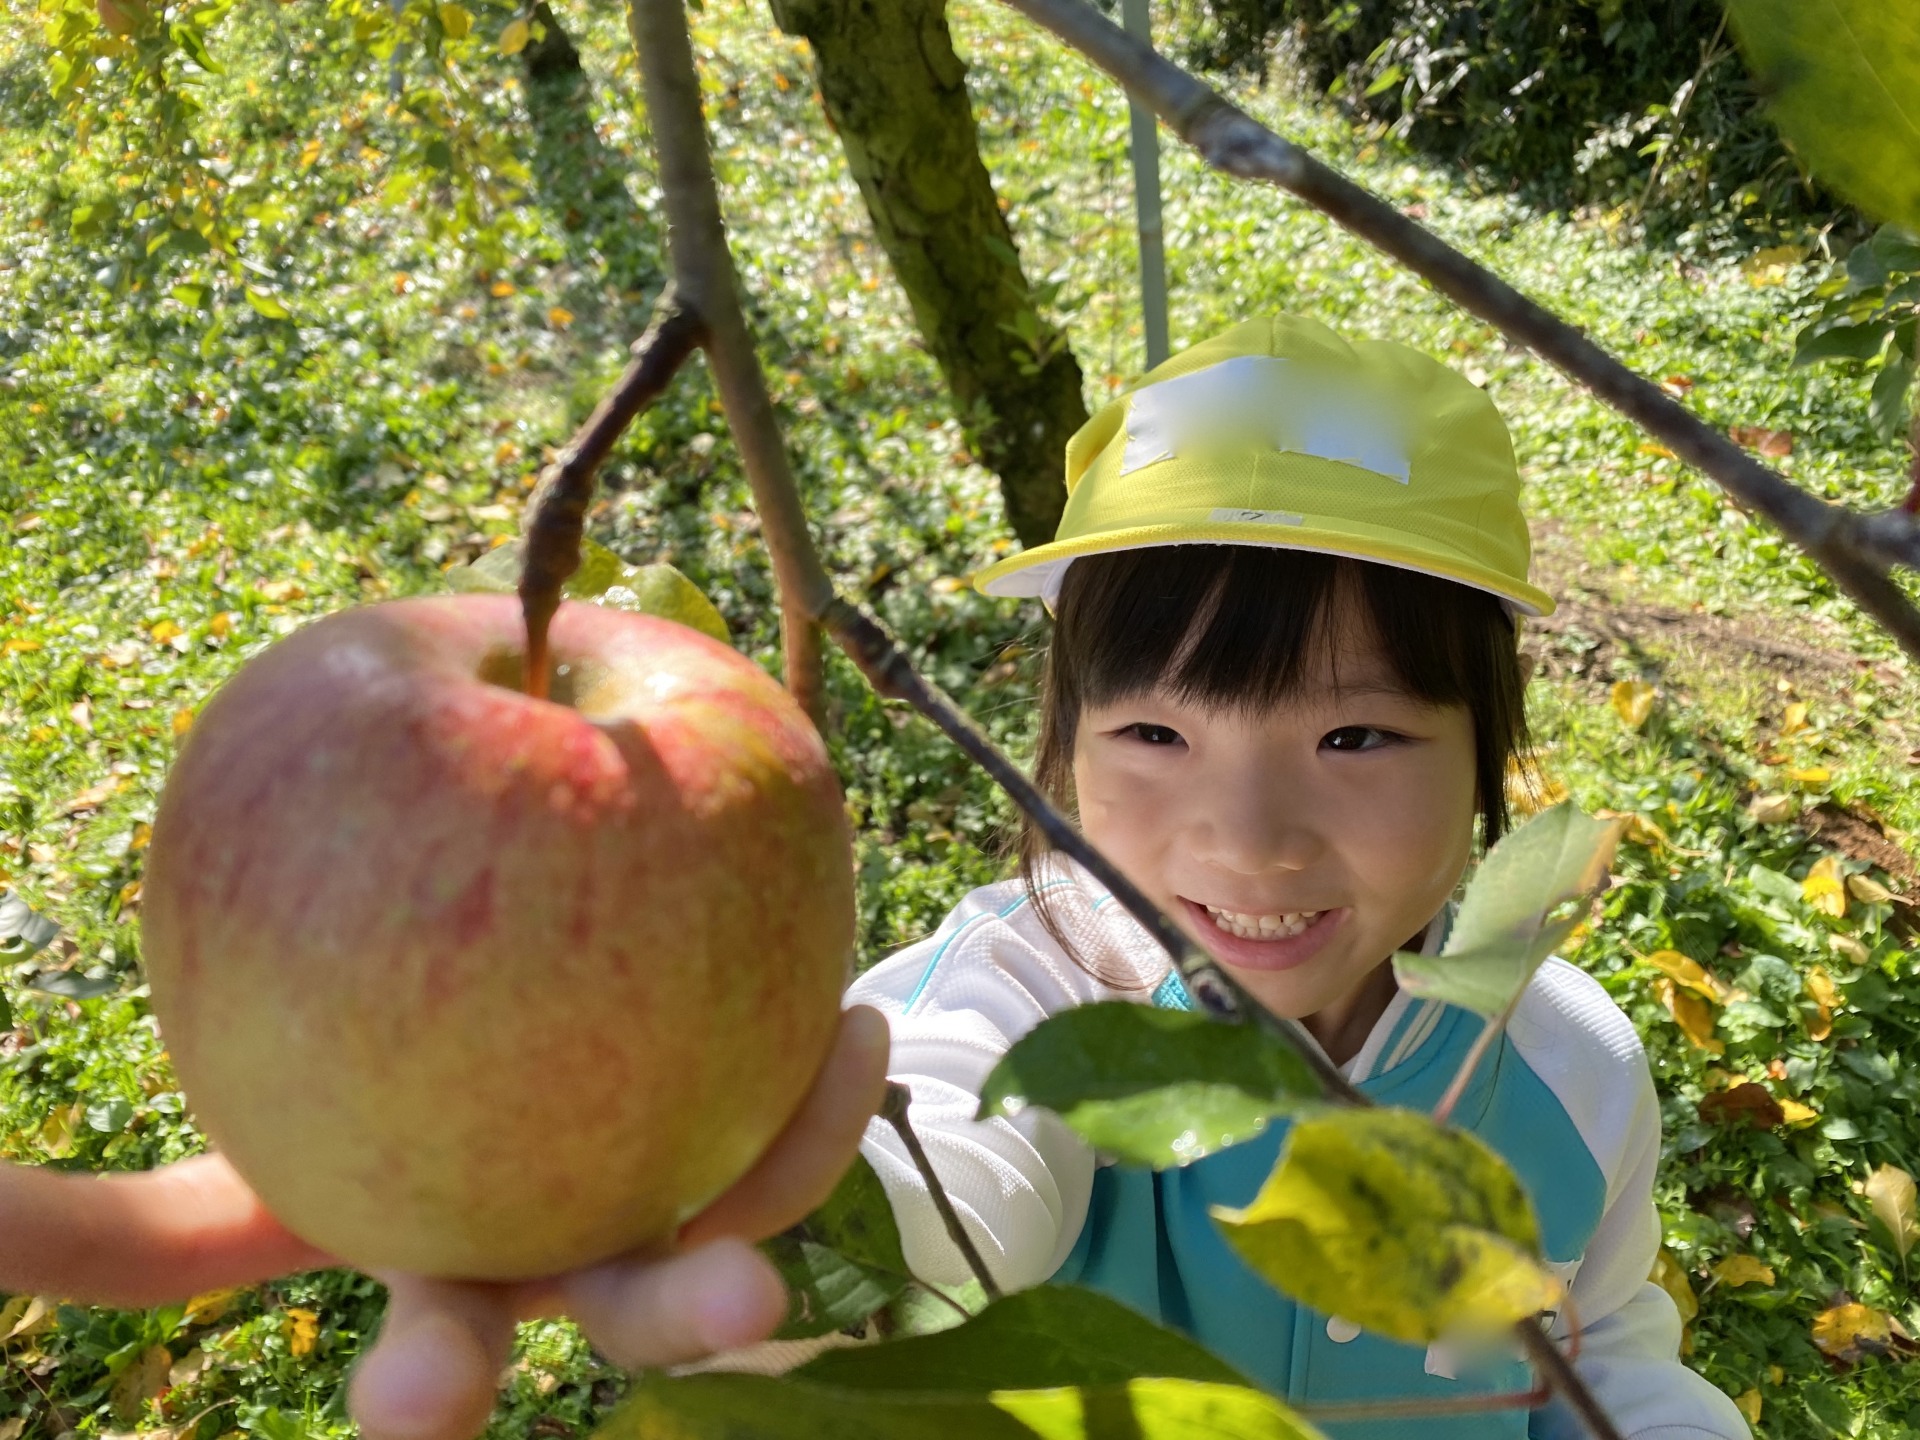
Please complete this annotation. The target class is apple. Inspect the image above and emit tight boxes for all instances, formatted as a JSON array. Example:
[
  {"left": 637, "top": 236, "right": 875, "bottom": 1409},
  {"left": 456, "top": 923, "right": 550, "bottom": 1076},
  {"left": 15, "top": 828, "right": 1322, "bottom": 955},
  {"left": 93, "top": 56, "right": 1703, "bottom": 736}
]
[{"left": 142, "top": 595, "right": 855, "bottom": 1280}]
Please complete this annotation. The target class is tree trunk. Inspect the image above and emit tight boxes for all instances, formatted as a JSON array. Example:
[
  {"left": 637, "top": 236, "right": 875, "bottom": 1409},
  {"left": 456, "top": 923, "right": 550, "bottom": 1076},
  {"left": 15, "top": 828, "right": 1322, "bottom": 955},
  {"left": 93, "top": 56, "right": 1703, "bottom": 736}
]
[{"left": 768, "top": 0, "right": 1085, "bottom": 549}]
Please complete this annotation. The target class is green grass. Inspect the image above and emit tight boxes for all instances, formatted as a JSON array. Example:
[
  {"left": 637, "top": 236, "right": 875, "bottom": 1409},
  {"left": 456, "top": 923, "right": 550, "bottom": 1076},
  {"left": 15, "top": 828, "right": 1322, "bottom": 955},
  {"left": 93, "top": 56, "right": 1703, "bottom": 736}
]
[{"left": 2, "top": 0, "right": 1919, "bottom": 1436}]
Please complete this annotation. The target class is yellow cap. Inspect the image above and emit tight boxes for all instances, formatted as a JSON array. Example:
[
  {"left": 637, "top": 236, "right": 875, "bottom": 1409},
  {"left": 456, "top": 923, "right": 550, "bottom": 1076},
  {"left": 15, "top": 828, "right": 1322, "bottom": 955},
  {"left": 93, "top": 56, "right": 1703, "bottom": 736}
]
[{"left": 973, "top": 316, "right": 1553, "bottom": 617}]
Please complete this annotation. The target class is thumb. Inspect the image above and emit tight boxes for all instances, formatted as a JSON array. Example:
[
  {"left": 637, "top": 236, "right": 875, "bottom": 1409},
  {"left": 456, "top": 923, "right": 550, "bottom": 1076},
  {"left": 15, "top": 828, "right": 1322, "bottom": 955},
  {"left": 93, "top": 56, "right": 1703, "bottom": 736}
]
[{"left": 349, "top": 1276, "right": 516, "bottom": 1440}]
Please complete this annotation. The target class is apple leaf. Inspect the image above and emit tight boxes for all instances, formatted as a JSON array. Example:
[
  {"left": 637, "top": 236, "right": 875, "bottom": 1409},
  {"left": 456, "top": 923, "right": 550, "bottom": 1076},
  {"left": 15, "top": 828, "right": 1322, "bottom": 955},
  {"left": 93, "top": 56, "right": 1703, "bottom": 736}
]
[
  {"left": 447, "top": 541, "right": 730, "bottom": 643},
  {"left": 600, "top": 1373, "right": 1326, "bottom": 1440},
  {"left": 596, "top": 1289, "right": 1318, "bottom": 1439},
  {"left": 976, "top": 1002, "right": 1321, "bottom": 1169},
  {"left": 764, "top": 1236, "right": 909, "bottom": 1341},
  {"left": 797, "top": 1286, "right": 1251, "bottom": 1391},
  {"left": 24, "top": 969, "right": 119, "bottom": 1001},
  {"left": 764, "top": 1153, "right": 913, "bottom": 1339},
  {"left": 1724, "top": 0, "right": 1920, "bottom": 233},
  {"left": 0, "top": 889, "right": 61, "bottom": 958},
  {"left": 1212, "top": 1108, "right": 1561, "bottom": 1346},
  {"left": 1392, "top": 804, "right": 1622, "bottom": 1017},
  {"left": 598, "top": 564, "right": 730, "bottom": 644}
]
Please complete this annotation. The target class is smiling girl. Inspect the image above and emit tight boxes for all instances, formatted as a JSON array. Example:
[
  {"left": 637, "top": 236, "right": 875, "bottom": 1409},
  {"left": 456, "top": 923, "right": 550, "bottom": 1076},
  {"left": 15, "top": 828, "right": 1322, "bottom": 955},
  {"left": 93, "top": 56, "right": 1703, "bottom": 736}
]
[{"left": 847, "top": 317, "right": 1749, "bottom": 1439}]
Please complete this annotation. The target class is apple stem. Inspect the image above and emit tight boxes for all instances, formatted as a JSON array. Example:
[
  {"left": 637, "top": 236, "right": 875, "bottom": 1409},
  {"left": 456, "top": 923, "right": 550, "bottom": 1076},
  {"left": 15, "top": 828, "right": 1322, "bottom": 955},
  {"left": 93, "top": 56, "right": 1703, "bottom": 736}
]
[
  {"left": 880, "top": 1082, "right": 1002, "bottom": 1305},
  {"left": 516, "top": 298, "right": 704, "bottom": 702}
]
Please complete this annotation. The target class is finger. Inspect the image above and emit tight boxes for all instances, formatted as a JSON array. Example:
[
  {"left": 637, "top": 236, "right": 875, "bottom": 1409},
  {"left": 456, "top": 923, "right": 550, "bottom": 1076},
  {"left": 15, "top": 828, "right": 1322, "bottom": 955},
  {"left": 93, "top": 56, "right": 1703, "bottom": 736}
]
[
  {"left": 677, "top": 1003, "right": 891, "bottom": 1248},
  {"left": 349, "top": 1276, "right": 517, "bottom": 1440},
  {"left": 559, "top": 1237, "right": 787, "bottom": 1369},
  {"left": 0, "top": 1155, "right": 333, "bottom": 1308}
]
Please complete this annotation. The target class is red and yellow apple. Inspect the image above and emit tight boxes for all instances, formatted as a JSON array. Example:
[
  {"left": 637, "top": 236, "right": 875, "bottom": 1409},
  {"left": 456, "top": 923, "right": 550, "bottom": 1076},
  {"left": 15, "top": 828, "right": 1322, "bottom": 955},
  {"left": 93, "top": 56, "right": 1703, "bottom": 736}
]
[{"left": 142, "top": 595, "right": 854, "bottom": 1280}]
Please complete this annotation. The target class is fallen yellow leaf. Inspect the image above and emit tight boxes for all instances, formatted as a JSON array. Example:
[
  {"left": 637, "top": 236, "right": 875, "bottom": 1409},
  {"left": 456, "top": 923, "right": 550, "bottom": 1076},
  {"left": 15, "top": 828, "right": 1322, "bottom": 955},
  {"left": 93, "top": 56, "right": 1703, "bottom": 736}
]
[
  {"left": 2, "top": 638, "right": 41, "bottom": 654},
  {"left": 1812, "top": 1302, "right": 1892, "bottom": 1363},
  {"left": 1806, "top": 965, "right": 1839, "bottom": 1041},
  {"left": 547, "top": 305, "right": 574, "bottom": 329},
  {"left": 256, "top": 580, "right": 305, "bottom": 603},
  {"left": 1847, "top": 873, "right": 1896, "bottom": 906},
  {"left": 284, "top": 1306, "right": 320, "bottom": 1358},
  {"left": 1777, "top": 1097, "right": 1819, "bottom": 1127},
  {"left": 1734, "top": 1389, "right": 1762, "bottom": 1426},
  {"left": 1610, "top": 678, "right": 1657, "bottom": 730},
  {"left": 490, "top": 280, "right": 517, "bottom": 298},
  {"left": 1654, "top": 978, "right": 1724, "bottom": 1055},
  {"left": 1644, "top": 949, "right": 1731, "bottom": 1003},
  {"left": 1781, "top": 701, "right": 1810, "bottom": 737},
  {"left": 1864, "top": 1164, "right": 1918, "bottom": 1262},
  {"left": 172, "top": 707, "right": 196, "bottom": 739},
  {"left": 1830, "top": 933, "right": 1871, "bottom": 965},
  {"left": 1787, "top": 765, "right": 1831, "bottom": 785},
  {"left": 1649, "top": 1248, "right": 1698, "bottom": 1323},
  {"left": 1710, "top": 1254, "right": 1775, "bottom": 1287},
  {"left": 299, "top": 137, "right": 323, "bottom": 168},
  {"left": 208, "top": 610, "right": 234, "bottom": 639},
  {"left": 1803, "top": 855, "right": 1848, "bottom": 918},
  {"left": 185, "top": 1287, "right": 244, "bottom": 1325},
  {"left": 149, "top": 618, "right": 183, "bottom": 645}
]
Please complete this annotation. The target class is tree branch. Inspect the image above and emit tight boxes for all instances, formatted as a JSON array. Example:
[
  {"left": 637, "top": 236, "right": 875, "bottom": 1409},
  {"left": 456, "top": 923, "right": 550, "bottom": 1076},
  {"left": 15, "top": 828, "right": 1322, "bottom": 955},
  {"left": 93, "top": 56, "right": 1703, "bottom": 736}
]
[
  {"left": 880, "top": 1081, "right": 1002, "bottom": 1304},
  {"left": 517, "top": 296, "right": 703, "bottom": 700},
  {"left": 995, "top": 0, "right": 1920, "bottom": 665},
  {"left": 623, "top": 0, "right": 832, "bottom": 728}
]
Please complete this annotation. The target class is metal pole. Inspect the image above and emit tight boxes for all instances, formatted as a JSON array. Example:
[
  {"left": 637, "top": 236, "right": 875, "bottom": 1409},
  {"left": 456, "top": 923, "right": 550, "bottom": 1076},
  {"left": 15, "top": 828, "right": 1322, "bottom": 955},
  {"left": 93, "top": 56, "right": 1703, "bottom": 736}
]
[{"left": 1121, "top": 0, "right": 1169, "bottom": 370}]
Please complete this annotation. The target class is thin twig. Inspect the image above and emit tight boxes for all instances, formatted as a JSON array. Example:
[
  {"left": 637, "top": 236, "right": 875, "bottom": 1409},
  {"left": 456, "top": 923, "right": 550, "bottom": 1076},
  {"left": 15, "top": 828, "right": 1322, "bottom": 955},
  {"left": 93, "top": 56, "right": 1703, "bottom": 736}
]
[
  {"left": 1298, "top": 1383, "right": 1547, "bottom": 1423},
  {"left": 1521, "top": 1324, "right": 1628, "bottom": 1440},
  {"left": 1431, "top": 984, "right": 1525, "bottom": 1128},
  {"left": 996, "top": 0, "right": 1920, "bottom": 665},
  {"left": 881, "top": 1082, "right": 1002, "bottom": 1304},
  {"left": 517, "top": 296, "right": 703, "bottom": 699}
]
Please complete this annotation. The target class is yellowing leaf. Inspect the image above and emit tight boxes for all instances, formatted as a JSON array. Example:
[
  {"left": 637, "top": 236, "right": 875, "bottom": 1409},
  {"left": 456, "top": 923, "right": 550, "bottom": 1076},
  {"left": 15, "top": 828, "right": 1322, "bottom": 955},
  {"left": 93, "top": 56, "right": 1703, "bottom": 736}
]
[
  {"left": 499, "top": 16, "right": 530, "bottom": 53},
  {"left": 149, "top": 618, "right": 183, "bottom": 645},
  {"left": 208, "top": 611, "right": 234, "bottom": 639},
  {"left": 1734, "top": 1388, "right": 1762, "bottom": 1426},
  {"left": 284, "top": 1307, "right": 320, "bottom": 1357},
  {"left": 2, "top": 638, "right": 41, "bottom": 654},
  {"left": 1653, "top": 978, "right": 1725, "bottom": 1056},
  {"left": 1830, "top": 933, "right": 1871, "bottom": 964},
  {"left": 1864, "top": 1164, "right": 1918, "bottom": 1261},
  {"left": 1649, "top": 1249, "right": 1698, "bottom": 1323},
  {"left": 1781, "top": 700, "right": 1810, "bottom": 736},
  {"left": 1710, "top": 1255, "right": 1776, "bottom": 1287},
  {"left": 1812, "top": 1302, "right": 1893, "bottom": 1363},
  {"left": 547, "top": 305, "right": 574, "bottom": 329},
  {"left": 1610, "top": 678, "right": 1657, "bottom": 730},
  {"left": 1787, "top": 765, "right": 1831, "bottom": 785},
  {"left": 1777, "top": 1097, "right": 1819, "bottom": 1128},
  {"left": 1748, "top": 792, "right": 1797, "bottom": 824},
  {"left": 185, "top": 1287, "right": 244, "bottom": 1326},
  {"left": 1847, "top": 873, "right": 1896, "bottom": 905},
  {"left": 1803, "top": 855, "right": 1848, "bottom": 918},
  {"left": 1213, "top": 1109, "right": 1561, "bottom": 1346},
  {"left": 256, "top": 580, "right": 305, "bottom": 603},
  {"left": 109, "top": 1343, "right": 171, "bottom": 1423},
  {"left": 1644, "top": 949, "right": 1731, "bottom": 1003},
  {"left": 490, "top": 279, "right": 517, "bottom": 298},
  {"left": 299, "top": 137, "right": 323, "bottom": 168},
  {"left": 172, "top": 707, "right": 196, "bottom": 739},
  {"left": 437, "top": 1, "right": 472, "bottom": 38},
  {"left": 1806, "top": 965, "right": 1839, "bottom": 1041}
]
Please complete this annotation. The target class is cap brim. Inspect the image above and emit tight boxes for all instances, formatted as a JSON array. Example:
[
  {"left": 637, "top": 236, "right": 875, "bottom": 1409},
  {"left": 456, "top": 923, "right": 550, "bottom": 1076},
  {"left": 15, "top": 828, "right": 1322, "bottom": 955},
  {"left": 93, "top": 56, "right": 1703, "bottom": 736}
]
[{"left": 973, "top": 523, "right": 1555, "bottom": 617}]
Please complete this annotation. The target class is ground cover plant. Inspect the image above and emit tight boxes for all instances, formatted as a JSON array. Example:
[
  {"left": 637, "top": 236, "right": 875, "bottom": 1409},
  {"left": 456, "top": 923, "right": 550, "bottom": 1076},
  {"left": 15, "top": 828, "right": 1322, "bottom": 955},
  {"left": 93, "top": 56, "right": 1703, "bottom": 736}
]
[{"left": 4, "top": 0, "right": 1920, "bottom": 1436}]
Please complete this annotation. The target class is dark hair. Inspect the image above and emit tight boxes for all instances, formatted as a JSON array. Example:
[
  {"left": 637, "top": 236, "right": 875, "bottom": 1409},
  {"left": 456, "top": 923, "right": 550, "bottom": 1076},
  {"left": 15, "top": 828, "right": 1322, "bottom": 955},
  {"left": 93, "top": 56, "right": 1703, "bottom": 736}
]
[{"left": 1020, "top": 546, "right": 1530, "bottom": 972}]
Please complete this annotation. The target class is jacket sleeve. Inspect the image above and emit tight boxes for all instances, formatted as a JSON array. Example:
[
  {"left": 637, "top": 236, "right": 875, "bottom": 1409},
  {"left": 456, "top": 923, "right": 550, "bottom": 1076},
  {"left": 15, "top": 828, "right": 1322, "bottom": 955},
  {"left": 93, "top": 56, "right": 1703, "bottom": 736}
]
[
  {"left": 845, "top": 877, "right": 1157, "bottom": 1292},
  {"left": 1518, "top": 963, "right": 1752, "bottom": 1440}
]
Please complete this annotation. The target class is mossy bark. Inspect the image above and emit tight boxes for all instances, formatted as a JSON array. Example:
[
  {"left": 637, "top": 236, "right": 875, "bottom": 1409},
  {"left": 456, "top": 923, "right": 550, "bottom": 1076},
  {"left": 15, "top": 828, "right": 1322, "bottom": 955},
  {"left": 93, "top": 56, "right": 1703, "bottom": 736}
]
[{"left": 769, "top": 0, "right": 1086, "bottom": 548}]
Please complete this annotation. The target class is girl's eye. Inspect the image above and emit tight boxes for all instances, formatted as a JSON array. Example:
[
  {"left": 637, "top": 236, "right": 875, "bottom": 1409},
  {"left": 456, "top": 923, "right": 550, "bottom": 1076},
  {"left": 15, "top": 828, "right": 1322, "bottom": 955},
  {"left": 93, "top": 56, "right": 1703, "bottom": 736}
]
[
  {"left": 1121, "top": 723, "right": 1185, "bottom": 747},
  {"left": 1321, "top": 725, "right": 1399, "bottom": 752}
]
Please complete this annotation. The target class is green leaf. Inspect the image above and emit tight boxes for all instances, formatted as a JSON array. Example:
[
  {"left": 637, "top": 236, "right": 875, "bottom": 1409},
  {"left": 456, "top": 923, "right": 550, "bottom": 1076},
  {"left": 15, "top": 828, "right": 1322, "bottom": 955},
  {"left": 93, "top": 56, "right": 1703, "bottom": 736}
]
[
  {"left": 1392, "top": 804, "right": 1621, "bottom": 1017},
  {"left": 445, "top": 542, "right": 520, "bottom": 594},
  {"left": 1793, "top": 319, "right": 1893, "bottom": 366},
  {"left": 977, "top": 1003, "right": 1320, "bottom": 1168},
  {"left": 26, "top": 969, "right": 118, "bottom": 1001},
  {"left": 598, "top": 563, "right": 731, "bottom": 643},
  {"left": 1870, "top": 355, "right": 1914, "bottom": 438},
  {"left": 0, "top": 989, "right": 11, "bottom": 1031},
  {"left": 1870, "top": 225, "right": 1920, "bottom": 273},
  {"left": 599, "top": 1373, "right": 1325, "bottom": 1440},
  {"left": 1212, "top": 1108, "right": 1561, "bottom": 1346},
  {"left": 0, "top": 890, "right": 61, "bottom": 957},
  {"left": 243, "top": 285, "right": 289, "bottom": 320},
  {"left": 763, "top": 1153, "right": 912, "bottom": 1339},
  {"left": 762, "top": 1236, "right": 908, "bottom": 1341},
  {"left": 798, "top": 1287, "right": 1250, "bottom": 1392},
  {"left": 1724, "top": 0, "right": 1920, "bottom": 232}
]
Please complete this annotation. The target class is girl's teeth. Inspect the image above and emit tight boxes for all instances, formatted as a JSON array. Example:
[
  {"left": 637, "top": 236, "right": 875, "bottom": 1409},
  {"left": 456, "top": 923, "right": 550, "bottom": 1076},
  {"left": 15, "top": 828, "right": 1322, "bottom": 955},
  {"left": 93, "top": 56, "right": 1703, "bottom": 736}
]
[{"left": 1204, "top": 905, "right": 1319, "bottom": 940}]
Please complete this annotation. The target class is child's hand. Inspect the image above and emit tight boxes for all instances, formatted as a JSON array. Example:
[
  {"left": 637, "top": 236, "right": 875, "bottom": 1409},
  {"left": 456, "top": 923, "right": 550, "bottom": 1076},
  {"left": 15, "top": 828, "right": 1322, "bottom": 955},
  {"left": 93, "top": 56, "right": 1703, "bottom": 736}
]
[{"left": 0, "top": 1004, "right": 890, "bottom": 1440}]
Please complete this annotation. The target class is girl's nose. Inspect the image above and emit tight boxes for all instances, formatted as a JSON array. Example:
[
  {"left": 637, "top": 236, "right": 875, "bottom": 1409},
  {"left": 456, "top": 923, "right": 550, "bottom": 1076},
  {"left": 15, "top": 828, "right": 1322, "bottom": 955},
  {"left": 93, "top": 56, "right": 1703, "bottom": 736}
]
[{"left": 1186, "top": 773, "right": 1324, "bottom": 875}]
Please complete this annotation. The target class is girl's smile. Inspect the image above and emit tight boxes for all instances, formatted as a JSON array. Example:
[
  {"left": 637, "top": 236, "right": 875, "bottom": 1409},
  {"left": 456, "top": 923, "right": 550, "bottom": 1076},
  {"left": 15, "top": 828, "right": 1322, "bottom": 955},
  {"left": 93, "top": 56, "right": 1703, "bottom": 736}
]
[{"left": 1179, "top": 899, "right": 1347, "bottom": 972}]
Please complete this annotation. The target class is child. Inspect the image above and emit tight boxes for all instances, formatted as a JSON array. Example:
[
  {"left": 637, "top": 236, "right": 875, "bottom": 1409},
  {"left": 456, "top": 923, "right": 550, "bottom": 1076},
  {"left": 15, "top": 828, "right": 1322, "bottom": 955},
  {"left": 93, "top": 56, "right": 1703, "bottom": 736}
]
[{"left": 850, "top": 317, "right": 1750, "bottom": 1439}]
